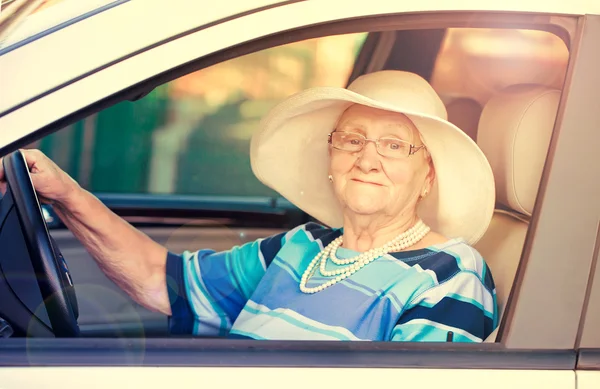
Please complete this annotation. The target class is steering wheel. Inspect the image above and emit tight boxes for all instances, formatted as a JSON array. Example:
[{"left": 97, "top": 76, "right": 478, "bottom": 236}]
[{"left": 2, "top": 150, "right": 79, "bottom": 337}]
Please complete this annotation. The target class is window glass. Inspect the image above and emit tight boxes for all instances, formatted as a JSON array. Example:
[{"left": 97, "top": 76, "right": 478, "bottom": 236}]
[{"left": 36, "top": 33, "right": 367, "bottom": 198}]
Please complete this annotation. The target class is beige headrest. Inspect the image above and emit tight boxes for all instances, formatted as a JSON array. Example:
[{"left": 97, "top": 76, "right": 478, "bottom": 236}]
[{"left": 478, "top": 85, "right": 560, "bottom": 216}]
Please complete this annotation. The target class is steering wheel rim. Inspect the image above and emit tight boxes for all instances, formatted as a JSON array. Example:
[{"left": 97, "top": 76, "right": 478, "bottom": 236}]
[{"left": 3, "top": 150, "right": 79, "bottom": 337}]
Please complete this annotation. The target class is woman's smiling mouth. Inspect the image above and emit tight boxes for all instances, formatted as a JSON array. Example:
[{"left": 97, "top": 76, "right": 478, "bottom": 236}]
[{"left": 351, "top": 178, "right": 383, "bottom": 186}]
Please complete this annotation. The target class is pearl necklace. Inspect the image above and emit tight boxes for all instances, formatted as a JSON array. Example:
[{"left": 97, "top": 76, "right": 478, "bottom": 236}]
[{"left": 299, "top": 220, "right": 430, "bottom": 294}]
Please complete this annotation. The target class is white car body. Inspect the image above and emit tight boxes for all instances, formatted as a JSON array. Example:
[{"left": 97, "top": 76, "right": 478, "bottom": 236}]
[{"left": 0, "top": 1, "right": 599, "bottom": 388}]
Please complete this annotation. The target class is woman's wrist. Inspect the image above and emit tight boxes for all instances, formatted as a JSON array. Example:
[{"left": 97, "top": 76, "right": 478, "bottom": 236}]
[{"left": 54, "top": 183, "right": 89, "bottom": 217}]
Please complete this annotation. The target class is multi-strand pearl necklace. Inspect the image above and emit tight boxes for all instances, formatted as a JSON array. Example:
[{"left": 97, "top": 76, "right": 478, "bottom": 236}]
[{"left": 299, "top": 219, "right": 430, "bottom": 294}]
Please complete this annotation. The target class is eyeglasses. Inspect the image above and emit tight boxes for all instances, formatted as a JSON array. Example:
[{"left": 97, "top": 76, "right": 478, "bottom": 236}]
[{"left": 328, "top": 131, "right": 426, "bottom": 159}]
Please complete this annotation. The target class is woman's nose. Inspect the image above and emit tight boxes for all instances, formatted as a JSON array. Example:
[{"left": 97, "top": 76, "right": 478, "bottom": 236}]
[{"left": 355, "top": 141, "right": 381, "bottom": 172}]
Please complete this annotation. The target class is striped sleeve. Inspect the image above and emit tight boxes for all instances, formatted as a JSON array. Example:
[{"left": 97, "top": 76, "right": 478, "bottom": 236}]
[
  {"left": 390, "top": 270, "right": 498, "bottom": 342},
  {"left": 165, "top": 231, "right": 287, "bottom": 336}
]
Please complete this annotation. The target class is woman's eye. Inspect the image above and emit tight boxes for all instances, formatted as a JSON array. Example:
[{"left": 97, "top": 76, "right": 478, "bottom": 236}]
[
  {"left": 349, "top": 138, "right": 361, "bottom": 145},
  {"left": 385, "top": 141, "right": 403, "bottom": 150}
]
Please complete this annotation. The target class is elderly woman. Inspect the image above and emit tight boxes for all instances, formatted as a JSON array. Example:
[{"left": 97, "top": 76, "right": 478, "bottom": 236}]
[{"left": 0, "top": 70, "right": 497, "bottom": 342}]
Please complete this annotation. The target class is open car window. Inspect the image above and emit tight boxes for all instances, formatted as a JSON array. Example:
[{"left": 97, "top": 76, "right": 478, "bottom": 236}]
[{"left": 21, "top": 24, "right": 573, "bottom": 345}]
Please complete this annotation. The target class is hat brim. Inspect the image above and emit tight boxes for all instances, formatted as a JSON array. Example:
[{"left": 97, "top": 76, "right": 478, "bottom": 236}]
[{"left": 250, "top": 87, "right": 495, "bottom": 245}]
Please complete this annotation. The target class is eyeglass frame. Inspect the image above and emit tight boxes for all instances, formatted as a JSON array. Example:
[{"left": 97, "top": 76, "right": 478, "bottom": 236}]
[{"left": 327, "top": 131, "right": 426, "bottom": 158}]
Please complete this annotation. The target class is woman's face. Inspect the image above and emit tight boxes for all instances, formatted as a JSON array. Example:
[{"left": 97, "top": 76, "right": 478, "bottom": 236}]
[{"left": 329, "top": 104, "right": 434, "bottom": 220}]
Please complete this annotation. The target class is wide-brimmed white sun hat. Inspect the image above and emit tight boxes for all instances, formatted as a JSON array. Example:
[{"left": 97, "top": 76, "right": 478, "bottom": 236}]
[{"left": 250, "top": 70, "right": 495, "bottom": 245}]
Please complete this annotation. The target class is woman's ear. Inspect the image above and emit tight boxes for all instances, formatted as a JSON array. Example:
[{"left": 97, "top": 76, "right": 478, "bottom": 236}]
[{"left": 423, "top": 158, "right": 436, "bottom": 195}]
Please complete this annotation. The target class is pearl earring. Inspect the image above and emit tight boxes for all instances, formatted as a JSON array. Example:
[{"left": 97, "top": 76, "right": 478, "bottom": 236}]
[{"left": 328, "top": 175, "right": 333, "bottom": 183}]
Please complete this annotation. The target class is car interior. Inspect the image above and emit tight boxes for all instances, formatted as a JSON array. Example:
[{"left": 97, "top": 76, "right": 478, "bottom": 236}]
[{"left": 0, "top": 25, "right": 567, "bottom": 341}]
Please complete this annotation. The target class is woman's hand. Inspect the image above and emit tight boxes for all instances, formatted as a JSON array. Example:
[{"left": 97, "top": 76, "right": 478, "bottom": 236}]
[{"left": 0, "top": 149, "right": 82, "bottom": 207}]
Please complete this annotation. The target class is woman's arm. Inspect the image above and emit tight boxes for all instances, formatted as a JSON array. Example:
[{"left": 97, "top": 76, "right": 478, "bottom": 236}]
[
  {"left": 0, "top": 150, "right": 171, "bottom": 315},
  {"left": 390, "top": 270, "right": 498, "bottom": 342},
  {"left": 54, "top": 188, "right": 171, "bottom": 315}
]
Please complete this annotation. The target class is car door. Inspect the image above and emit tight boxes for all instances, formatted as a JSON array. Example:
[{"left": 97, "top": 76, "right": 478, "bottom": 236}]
[{"left": 1, "top": 1, "right": 599, "bottom": 388}]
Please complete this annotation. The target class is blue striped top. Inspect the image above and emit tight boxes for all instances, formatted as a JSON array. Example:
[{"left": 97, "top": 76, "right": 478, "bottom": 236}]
[{"left": 166, "top": 222, "right": 498, "bottom": 341}]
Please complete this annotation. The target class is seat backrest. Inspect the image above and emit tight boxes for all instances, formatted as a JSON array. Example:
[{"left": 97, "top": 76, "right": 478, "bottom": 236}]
[
  {"left": 474, "top": 84, "right": 560, "bottom": 341},
  {"left": 445, "top": 97, "right": 482, "bottom": 141}
]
